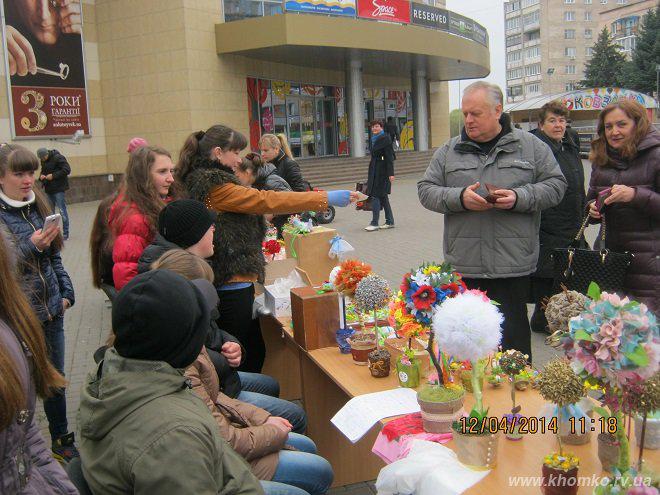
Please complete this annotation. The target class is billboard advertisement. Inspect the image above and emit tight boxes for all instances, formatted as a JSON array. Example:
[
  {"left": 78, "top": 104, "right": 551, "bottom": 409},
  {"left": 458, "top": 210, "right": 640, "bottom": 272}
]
[
  {"left": 410, "top": 3, "right": 448, "bottom": 31},
  {"left": 448, "top": 12, "right": 474, "bottom": 41},
  {"left": 285, "top": 0, "right": 356, "bottom": 17},
  {"left": 1, "top": 0, "right": 90, "bottom": 138},
  {"left": 357, "top": 0, "right": 410, "bottom": 24}
]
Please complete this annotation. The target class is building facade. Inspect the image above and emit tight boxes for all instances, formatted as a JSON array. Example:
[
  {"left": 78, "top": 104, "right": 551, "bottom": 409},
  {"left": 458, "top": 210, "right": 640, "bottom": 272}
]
[
  {"left": 599, "top": 0, "right": 658, "bottom": 58},
  {"left": 0, "top": 0, "right": 489, "bottom": 201},
  {"left": 504, "top": 0, "right": 632, "bottom": 104}
]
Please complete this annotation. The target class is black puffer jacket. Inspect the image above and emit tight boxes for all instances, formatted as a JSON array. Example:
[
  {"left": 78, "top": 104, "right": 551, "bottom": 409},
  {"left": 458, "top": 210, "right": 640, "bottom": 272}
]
[
  {"left": 137, "top": 234, "right": 179, "bottom": 274},
  {"left": 0, "top": 193, "right": 74, "bottom": 322},
  {"left": 184, "top": 159, "right": 267, "bottom": 286},
  {"left": 271, "top": 151, "right": 307, "bottom": 192},
  {"left": 530, "top": 129, "right": 586, "bottom": 277},
  {"left": 39, "top": 149, "right": 71, "bottom": 195}
]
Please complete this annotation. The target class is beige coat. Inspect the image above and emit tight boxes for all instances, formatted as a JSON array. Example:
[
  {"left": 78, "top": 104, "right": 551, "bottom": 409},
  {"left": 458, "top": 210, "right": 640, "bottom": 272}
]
[{"left": 185, "top": 348, "right": 288, "bottom": 480}]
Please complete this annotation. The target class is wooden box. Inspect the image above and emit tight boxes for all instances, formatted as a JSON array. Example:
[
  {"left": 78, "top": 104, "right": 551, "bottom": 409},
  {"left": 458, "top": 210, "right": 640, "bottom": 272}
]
[
  {"left": 283, "top": 226, "right": 338, "bottom": 286},
  {"left": 290, "top": 286, "right": 339, "bottom": 351}
]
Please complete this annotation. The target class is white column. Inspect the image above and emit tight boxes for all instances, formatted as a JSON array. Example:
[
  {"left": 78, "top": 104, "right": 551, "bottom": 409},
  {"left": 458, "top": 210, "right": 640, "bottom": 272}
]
[
  {"left": 346, "top": 54, "right": 365, "bottom": 157},
  {"left": 412, "top": 66, "right": 429, "bottom": 151}
]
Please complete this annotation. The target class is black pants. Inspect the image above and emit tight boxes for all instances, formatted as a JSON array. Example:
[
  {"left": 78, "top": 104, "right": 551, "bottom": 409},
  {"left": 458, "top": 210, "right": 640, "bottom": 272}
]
[
  {"left": 216, "top": 284, "right": 265, "bottom": 373},
  {"left": 462, "top": 276, "right": 532, "bottom": 362}
]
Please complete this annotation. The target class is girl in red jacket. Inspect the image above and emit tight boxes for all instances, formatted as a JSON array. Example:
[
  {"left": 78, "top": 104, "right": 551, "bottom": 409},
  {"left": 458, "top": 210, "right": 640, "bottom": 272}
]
[{"left": 109, "top": 146, "right": 179, "bottom": 290}]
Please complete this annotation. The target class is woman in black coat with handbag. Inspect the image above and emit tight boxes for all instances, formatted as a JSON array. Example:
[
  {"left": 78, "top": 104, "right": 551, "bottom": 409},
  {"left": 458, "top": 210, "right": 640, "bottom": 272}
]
[
  {"left": 529, "top": 102, "right": 586, "bottom": 333},
  {"left": 365, "top": 120, "right": 395, "bottom": 232}
]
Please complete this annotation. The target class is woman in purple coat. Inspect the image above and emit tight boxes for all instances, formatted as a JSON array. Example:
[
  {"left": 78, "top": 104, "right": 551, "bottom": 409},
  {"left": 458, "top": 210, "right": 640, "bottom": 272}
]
[
  {"left": 0, "top": 224, "right": 77, "bottom": 494},
  {"left": 588, "top": 100, "right": 659, "bottom": 312}
]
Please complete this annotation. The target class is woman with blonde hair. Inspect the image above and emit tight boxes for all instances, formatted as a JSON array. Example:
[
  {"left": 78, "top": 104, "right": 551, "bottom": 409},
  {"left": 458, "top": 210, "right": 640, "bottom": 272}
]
[
  {"left": 0, "top": 144, "right": 77, "bottom": 462},
  {"left": 587, "top": 100, "right": 659, "bottom": 311},
  {"left": 259, "top": 133, "right": 308, "bottom": 192},
  {"left": 0, "top": 217, "right": 77, "bottom": 493}
]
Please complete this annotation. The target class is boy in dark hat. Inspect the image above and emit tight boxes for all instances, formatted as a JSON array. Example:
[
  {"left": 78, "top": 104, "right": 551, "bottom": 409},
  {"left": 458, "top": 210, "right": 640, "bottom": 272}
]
[
  {"left": 77, "top": 270, "right": 263, "bottom": 495},
  {"left": 137, "top": 199, "right": 216, "bottom": 273}
]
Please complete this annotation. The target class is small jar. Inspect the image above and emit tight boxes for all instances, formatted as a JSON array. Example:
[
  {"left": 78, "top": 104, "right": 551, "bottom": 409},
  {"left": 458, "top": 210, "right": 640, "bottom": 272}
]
[
  {"left": 368, "top": 349, "right": 391, "bottom": 378},
  {"left": 396, "top": 355, "right": 421, "bottom": 388}
]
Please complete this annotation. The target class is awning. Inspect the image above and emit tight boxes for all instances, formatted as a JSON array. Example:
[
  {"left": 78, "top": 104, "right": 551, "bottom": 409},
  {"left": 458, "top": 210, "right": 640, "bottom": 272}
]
[
  {"left": 505, "top": 88, "right": 658, "bottom": 113},
  {"left": 215, "top": 14, "right": 490, "bottom": 81}
]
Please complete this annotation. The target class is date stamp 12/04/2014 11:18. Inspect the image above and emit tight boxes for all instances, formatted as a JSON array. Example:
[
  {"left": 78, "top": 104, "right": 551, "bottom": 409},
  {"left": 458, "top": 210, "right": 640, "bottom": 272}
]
[{"left": 457, "top": 415, "right": 619, "bottom": 436}]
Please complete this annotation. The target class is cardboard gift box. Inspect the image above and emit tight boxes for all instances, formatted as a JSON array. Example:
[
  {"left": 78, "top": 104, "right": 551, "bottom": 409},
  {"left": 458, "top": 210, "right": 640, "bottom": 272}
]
[
  {"left": 290, "top": 286, "right": 339, "bottom": 351},
  {"left": 263, "top": 267, "right": 312, "bottom": 318},
  {"left": 255, "top": 258, "right": 299, "bottom": 296},
  {"left": 283, "top": 226, "right": 338, "bottom": 286}
]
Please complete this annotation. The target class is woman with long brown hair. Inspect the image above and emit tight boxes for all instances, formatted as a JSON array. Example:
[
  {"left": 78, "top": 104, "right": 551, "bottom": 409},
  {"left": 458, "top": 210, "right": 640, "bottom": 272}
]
[
  {"left": 588, "top": 100, "right": 659, "bottom": 311},
  {"left": 0, "top": 175, "right": 77, "bottom": 494},
  {"left": 0, "top": 144, "right": 78, "bottom": 463},
  {"left": 108, "top": 145, "right": 179, "bottom": 290}
]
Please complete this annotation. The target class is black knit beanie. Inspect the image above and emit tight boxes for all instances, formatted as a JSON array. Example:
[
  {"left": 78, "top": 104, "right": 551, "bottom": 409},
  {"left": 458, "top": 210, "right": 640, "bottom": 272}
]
[
  {"left": 112, "top": 270, "right": 212, "bottom": 369},
  {"left": 158, "top": 199, "right": 217, "bottom": 248}
]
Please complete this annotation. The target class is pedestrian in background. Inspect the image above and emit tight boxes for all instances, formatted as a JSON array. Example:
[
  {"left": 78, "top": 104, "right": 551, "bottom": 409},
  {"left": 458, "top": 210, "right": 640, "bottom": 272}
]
[
  {"left": 0, "top": 144, "right": 78, "bottom": 462},
  {"left": 588, "top": 100, "right": 659, "bottom": 312},
  {"left": 418, "top": 82, "right": 566, "bottom": 361},
  {"left": 259, "top": 134, "right": 308, "bottom": 192},
  {"left": 365, "top": 120, "right": 395, "bottom": 232},
  {"left": 529, "top": 101, "right": 586, "bottom": 333},
  {"left": 37, "top": 148, "right": 71, "bottom": 240}
]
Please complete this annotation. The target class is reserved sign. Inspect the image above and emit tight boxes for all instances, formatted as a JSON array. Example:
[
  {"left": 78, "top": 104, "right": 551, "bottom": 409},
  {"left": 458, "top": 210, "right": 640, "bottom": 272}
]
[{"left": 410, "top": 3, "right": 448, "bottom": 30}]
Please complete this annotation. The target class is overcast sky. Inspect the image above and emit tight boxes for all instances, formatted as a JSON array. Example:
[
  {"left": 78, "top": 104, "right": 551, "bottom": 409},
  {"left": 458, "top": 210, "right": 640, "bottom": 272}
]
[{"left": 445, "top": 0, "right": 506, "bottom": 110}]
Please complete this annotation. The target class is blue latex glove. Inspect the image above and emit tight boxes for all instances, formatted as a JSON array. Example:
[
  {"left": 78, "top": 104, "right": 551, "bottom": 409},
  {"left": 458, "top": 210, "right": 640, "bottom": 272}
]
[{"left": 327, "top": 190, "right": 351, "bottom": 207}]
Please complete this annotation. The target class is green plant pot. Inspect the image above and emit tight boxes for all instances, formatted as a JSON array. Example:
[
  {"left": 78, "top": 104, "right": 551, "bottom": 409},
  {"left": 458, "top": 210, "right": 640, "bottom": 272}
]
[
  {"left": 461, "top": 370, "right": 483, "bottom": 393},
  {"left": 396, "top": 357, "right": 421, "bottom": 388}
]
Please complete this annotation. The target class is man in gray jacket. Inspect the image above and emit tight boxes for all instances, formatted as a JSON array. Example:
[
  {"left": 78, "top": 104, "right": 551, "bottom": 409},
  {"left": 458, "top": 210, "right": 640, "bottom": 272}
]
[{"left": 418, "top": 82, "right": 566, "bottom": 361}]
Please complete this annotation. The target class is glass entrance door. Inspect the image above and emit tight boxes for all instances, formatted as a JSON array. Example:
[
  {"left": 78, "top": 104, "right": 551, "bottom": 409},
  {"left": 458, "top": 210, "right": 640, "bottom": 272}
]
[
  {"left": 300, "top": 97, "right": 316, "bottom": 158},
  {"left": 317, "top": 98, "right": 337, "bottom": 156}
]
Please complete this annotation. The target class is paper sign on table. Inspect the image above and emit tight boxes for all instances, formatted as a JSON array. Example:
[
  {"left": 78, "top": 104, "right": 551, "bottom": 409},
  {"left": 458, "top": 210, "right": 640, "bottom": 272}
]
[{"left": 330, "top": 388, "right": 420, "bottom": 443}]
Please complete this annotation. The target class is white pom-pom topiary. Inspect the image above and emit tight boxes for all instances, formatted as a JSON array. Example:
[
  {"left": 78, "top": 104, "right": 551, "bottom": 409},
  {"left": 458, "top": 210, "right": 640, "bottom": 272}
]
[
  {"left": 432, "top": 292, "right": 503, "bottom": 362},
  {"left": 329, "top": 266, "right": 341, "bottom": 288}
]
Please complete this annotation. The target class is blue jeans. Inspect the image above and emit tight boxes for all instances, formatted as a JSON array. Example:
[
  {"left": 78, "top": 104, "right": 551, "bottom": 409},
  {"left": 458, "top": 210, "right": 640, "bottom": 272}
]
[
  {"left": 370, "top": 195, "right": 394, "bottom": 226},
  {"left": 269, "top": 433, "right": 333, "bottom": 495},
  {"left": 237, "top": 390, "right": 307, "bottom": 434},
  {"left": 47, "top": 191, "right": 69, "bottom": 237},
  {"left": 238, "top": 371, "right": 280, "bottom": 397},
  {"left": 43, "top": 317, "right": 68, "bottom": 440}
]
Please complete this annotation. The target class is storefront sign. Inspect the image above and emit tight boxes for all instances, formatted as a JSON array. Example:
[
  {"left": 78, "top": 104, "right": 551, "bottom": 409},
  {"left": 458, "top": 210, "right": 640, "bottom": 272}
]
[
  {"left": 448, "top": 12, "right": 474, "bottom": 41},
  {"left": 1, "top": 0, "right": 90, "bottom": 138},
  {"left": 410, "top": 3, "right": 448, "bottom": 30},
  {"left": 562, "top": 87, "right": 657, "bottom": 111},
  {"left": 285, "top": 0, "right": 356, "bottom": 17},
  {"left": 357, "top": 0, "right": 410, "bottom": 24},
  {"left": 472, "top": 22, "right": 488, "bottom": 46}
]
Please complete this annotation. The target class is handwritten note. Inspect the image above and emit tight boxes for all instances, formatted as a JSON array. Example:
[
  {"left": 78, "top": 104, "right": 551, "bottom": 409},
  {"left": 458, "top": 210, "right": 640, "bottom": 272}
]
[{"left": 331, "top": 388, "right": 421, "bottom": 443}]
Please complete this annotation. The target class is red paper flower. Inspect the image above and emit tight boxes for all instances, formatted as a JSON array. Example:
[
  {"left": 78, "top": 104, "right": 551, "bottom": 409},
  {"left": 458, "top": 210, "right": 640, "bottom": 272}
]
[
  {"left": 411, "top": 285, "right": 437, "bottom": 310},
  {"left": 263, "top": 239, "right": 281, "bottom": 256}
]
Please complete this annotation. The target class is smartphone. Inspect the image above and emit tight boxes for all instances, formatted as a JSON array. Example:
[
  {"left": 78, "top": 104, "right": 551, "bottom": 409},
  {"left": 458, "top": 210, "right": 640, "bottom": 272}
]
[
  {"left": 43, "top": 213, "right": 62, "bottom": 233},
  {"left": 484, "top": 183, "right": 505, "bottom": 204},
  {"left": 595, "top": 187, "right": 612, "bottom": 212}
]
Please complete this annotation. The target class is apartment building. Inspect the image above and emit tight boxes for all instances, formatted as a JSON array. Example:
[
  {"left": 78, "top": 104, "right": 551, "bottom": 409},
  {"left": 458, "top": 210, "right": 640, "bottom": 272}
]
[
  {"left": 600, "top": 0, "right": 658, "bottom": 58},
  {"left": 504, "top": 0, "right": 630, "bottom": 103}
]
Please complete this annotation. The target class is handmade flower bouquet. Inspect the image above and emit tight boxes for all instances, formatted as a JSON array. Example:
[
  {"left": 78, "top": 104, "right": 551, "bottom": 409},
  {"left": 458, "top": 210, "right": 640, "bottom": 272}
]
[
  {"left": 389, "top": 311, "right": 428, "bottom": 388},
  {"left": 561, "top": 283, "right": 659, "bottom": 479},
  {"left": 499, "top": 349, "right": 528, "bottom": 441},
  {"left": 433, "top": 289, "right": 504, "bottom": 468},
  {"left": 262, "top": 239, "right": 284, "bottom": 262},
  {"left": 332, "top": 259, "right": 374, "bottom": 361}
]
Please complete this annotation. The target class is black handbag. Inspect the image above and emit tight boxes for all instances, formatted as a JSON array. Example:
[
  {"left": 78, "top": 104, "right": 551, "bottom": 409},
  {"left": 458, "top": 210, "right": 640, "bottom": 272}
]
[
  {"left": 551, "top": 211, "right": 633, "bottom": 295},
  {"left": 355, "top": 182, "right": 381, "bottom": 212}
]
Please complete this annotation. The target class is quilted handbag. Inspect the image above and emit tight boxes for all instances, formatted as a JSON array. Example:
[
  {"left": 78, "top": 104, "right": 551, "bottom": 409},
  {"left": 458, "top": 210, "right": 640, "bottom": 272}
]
[{"left": 551, "top": 211, "right": 633, "bottom": 295}]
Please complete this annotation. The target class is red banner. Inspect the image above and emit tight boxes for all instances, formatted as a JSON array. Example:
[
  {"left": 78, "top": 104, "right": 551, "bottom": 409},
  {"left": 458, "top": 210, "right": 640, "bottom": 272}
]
[
  {"left": 357, "top": 0, "right": 410, "bottom": 23},
  {"left": 1, "top": 0, "right": 90, "bottom": 138}
]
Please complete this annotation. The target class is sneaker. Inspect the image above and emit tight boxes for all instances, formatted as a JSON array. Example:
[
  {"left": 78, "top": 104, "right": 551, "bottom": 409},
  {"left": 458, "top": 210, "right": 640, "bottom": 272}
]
[
  {"left": 51, "top": 432, "right": 79, "bottom": 464},
  {"left": 380, "top": 224, "right": 395, "bottom": 229},
  {"left": 364, "top": 225, "right": 379, "bottom": 232}
]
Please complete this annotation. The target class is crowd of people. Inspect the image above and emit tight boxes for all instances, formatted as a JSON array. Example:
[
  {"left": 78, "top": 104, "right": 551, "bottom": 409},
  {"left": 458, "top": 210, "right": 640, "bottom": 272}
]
[{"left": 0, "top": 80, "right": 657, "bottom": 494}]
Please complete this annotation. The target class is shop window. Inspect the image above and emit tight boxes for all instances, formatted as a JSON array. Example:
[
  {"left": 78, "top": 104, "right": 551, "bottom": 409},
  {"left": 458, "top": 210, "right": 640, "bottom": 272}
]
[{"left": 223, "top": 0, "right": 282, "bottom": 22}]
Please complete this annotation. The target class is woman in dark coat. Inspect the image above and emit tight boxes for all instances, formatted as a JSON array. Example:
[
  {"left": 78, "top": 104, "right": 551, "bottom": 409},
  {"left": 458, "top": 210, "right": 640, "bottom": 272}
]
[
  {"left": 588, "top": 100, "right": 659, "bottom": 312},
  {"left": 365, "top": 120, "right": 395, "bottom": 232},
  {"left": 529, "top": 101, "right": 586, "bottom": 332}
]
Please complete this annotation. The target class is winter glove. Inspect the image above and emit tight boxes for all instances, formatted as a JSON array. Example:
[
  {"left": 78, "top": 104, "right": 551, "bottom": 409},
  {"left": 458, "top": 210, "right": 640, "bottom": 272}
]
[{"left": 327, "top": 190, "right": 351, "bottom": 207}]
